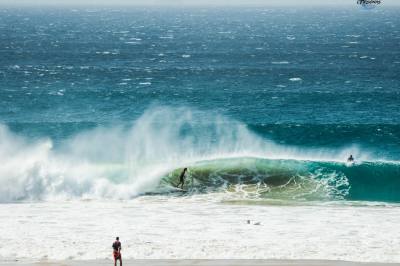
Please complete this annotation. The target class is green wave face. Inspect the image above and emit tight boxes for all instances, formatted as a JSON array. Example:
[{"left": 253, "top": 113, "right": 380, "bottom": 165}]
[{"left": 161, "top": 157, "right": 400, "bottom": 203}]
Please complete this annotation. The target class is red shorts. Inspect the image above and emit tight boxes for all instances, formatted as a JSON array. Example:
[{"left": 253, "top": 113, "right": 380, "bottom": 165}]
[{"left": 113, "top": 251, "right": 121, "bottom": 260}]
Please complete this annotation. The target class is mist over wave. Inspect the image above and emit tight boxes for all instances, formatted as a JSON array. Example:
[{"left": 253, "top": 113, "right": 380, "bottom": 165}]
[{"left": 0, "top": 106, "right": 386, "bottom": 203}]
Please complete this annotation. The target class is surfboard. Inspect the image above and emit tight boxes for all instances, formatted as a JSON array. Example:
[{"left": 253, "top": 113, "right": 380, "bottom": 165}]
[{"left": 170, "top": 184, "right": 188, "bottom": 192}]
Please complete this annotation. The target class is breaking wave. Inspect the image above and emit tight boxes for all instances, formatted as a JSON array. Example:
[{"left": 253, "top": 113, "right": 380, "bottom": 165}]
[
  {"left": 163, "top": 158, "right": 400, "bottom": 203},
  {"left": 0, "top": 106, "right": 398, "bottom": 203}
]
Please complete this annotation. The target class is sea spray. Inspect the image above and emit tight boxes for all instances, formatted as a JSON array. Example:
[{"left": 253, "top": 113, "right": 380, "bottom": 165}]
[{"left": 0, "top": 106, "right": 267, "bottom": 201}]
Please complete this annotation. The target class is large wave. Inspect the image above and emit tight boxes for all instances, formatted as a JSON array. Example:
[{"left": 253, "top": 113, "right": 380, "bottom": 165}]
[
  {"left": 162, "top": 158, "right": 400, "bottom": 203},
  {"left": 0, "top": 106, "right": 397, "bottom": 203}
]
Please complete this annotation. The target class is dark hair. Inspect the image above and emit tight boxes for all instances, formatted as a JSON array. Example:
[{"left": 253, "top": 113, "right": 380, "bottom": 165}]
[{"left": 116, "top": 237, "right": 119, "bottom": 240}]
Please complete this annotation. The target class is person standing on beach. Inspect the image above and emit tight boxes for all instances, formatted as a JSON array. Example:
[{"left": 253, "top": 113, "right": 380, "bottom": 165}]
[
  {"left": 176, "top": 167, "right": 188, "bottom": 189},
  {"left": 112, "top": 237, "right": 122, "bottom": 266}
]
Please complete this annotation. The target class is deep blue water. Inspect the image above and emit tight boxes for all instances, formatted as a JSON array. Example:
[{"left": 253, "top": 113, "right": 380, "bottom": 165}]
[
  {"left": 1, "top": 7, "right": 400, "bottom": 152},
  {"left": 0, "top": 7, "right": 400, "bottom": 202}
]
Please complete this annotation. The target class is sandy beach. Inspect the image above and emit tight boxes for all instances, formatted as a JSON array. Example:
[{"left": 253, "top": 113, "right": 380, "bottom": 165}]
[{"left": 2, "top": 260, "right": 399, "bottom": 266}]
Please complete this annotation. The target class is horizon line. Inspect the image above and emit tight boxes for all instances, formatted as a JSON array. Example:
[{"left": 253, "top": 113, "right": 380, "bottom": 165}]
[{"left": 1, "top": 3, "right": 398, "bottom": 7}]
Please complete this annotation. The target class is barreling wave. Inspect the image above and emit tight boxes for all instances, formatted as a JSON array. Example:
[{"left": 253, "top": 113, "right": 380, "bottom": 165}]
[
  {"left": 0, "top": 106, "right": 399, "bottom": 203},
  {"left": 162, "top": 158, "right": 400, "bottom": 203}
]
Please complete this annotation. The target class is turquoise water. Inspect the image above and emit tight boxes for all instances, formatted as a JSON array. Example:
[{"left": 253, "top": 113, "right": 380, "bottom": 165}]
[
  {"left": 164, "top": 158, "right": 400, "bottom": 202},
  {"left": 0, "top": 7, "right": 399, "bottom": 203}
]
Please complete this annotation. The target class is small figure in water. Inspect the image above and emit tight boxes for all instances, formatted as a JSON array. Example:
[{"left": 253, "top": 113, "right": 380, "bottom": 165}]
[
  {"left": 112, "top": 237, "right": 122, "bottom": 266},
  {"left": 347, "top": 155, "right": 354, "bottom": 162},
  {"left": 176, "top": 167, "right": 188, "bottom": 189}
]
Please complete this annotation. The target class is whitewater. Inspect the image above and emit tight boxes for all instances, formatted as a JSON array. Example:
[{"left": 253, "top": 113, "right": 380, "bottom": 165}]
[{"left": 1, "top": 198, "right": 400, "bottom": 262}]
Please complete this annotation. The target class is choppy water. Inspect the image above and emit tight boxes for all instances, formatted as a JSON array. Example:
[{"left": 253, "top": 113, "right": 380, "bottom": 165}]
[{"left": 0, "top": 7, "right": 400, "bottom": 204}]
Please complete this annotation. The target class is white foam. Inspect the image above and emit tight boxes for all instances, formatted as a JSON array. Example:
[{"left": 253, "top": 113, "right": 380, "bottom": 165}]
[{"left": 0, "top": 199, "right": 399, "bottom": 261}]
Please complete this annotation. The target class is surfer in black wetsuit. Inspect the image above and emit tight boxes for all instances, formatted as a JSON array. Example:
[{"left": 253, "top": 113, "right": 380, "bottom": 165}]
[
  {"left": 347, "top": 155, "right": 354, "bottom": 162},
  {"left": 176, "top": 167, "right": 188, "bottom": 189}
]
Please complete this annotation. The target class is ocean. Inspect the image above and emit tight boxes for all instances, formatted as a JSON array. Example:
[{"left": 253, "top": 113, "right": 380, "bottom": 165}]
[{"left": 0, "top": 6, "right": 400, "bottom": 262}]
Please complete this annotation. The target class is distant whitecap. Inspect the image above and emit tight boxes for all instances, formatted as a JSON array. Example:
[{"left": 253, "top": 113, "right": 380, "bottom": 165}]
[{"left": 271, "top": 61, "right": 289, "bottom": 64}]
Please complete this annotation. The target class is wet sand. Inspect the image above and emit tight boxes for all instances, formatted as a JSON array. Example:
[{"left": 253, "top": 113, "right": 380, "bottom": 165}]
[{"left": 2, "top": 260, "right": 399, "bottom": 266}]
